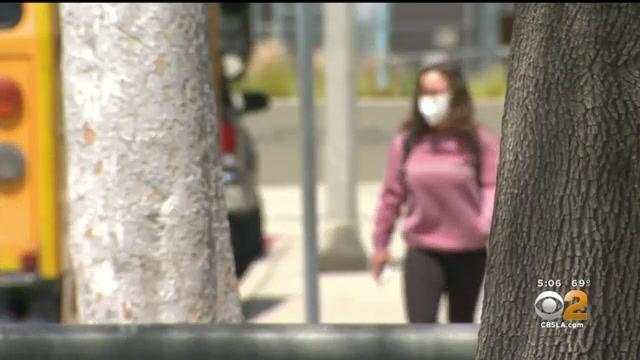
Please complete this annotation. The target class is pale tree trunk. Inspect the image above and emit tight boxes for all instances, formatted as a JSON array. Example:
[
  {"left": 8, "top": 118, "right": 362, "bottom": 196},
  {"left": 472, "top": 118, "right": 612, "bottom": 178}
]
[
  {"left": 478, "top": 4, "right": 640, "bottom": 358},
  {"left": 60, "top": 3, "right": 243, "bottom": 323}
]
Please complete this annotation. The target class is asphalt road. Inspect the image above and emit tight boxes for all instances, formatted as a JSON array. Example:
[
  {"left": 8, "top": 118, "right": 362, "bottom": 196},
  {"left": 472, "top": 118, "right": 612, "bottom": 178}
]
[{"left": 243, "top": 98, "right": 505, "bottom": 186}]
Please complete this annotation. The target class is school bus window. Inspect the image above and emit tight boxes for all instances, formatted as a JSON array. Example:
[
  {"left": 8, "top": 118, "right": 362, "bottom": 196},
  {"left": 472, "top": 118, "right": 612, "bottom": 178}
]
[{"left": 0, "top": 3, "right": 22, "bottom": 29}]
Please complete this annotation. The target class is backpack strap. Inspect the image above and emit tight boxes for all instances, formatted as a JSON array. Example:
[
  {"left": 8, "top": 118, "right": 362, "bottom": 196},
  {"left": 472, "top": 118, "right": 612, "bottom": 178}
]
[
  {"left": 402, "top": 132, "right": 418, "bottom": 164},
  {"left": 400, "top": 131, "right": 419, "bottom": 191}
]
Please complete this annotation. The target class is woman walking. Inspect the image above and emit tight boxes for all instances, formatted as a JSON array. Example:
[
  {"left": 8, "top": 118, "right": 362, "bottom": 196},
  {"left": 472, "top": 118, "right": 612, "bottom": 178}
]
[{"left": 371, "top": 61, "right": 500, "bottom": 323}]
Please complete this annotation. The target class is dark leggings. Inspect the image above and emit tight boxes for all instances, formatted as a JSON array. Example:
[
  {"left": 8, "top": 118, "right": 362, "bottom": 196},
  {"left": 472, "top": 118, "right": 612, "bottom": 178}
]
[{"left": 403, "top": 247, "right": 486, "bottom": 323}]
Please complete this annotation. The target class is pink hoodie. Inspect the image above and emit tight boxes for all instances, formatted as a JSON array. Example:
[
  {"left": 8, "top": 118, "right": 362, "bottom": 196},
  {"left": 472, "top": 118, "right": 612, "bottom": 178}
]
[{"left": 373, "top": 127, "right": 500, "bottom": 253}]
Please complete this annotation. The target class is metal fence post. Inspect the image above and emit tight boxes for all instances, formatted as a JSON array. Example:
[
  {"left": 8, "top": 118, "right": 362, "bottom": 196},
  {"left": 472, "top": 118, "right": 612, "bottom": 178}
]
[{"left": 296, "top": 2, "right": 320, "bottom": 324}]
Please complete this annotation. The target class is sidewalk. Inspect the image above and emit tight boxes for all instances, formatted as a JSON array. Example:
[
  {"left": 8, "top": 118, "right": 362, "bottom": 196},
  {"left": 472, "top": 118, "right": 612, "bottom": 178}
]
[{"left": 238, "top": 182, "right": 483, "bottom": 324}]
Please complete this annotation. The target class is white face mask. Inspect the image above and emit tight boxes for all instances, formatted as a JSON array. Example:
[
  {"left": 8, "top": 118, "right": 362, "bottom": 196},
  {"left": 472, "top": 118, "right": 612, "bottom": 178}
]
[{"left": 418, "top": 94, "right": 451, "bottom": 126}]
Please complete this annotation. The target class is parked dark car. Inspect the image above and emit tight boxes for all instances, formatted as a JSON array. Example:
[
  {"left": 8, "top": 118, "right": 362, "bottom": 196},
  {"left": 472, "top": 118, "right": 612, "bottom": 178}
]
[{"left": 218, "top": 55, "right": 270, "bottom": 279}]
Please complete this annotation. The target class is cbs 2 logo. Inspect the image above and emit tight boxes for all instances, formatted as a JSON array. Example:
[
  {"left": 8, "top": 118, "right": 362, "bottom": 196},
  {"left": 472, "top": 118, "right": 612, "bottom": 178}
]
[{"left": 534, "top": 290, "right": 588, "bottom": 321}]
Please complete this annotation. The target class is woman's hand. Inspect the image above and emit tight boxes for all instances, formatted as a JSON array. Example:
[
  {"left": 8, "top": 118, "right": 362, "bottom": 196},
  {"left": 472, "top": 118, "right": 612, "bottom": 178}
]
[{"left": 371, "top": 249, "right": 391, "bottom": 280}]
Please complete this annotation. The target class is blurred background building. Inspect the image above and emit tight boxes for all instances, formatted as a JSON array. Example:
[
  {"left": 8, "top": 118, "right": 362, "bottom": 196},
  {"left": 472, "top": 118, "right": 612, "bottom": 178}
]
[
  {"left": 219, "top": 3, "right": 514, "bottom": 98},
  {"left": 250, "top": 3, "right": 513, "bottom": 70}
]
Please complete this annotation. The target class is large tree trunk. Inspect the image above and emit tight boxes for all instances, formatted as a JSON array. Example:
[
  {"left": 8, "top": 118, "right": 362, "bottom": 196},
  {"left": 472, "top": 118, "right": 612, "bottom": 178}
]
[
  {"left": 478, "top": 4, "right": 640, "bottom": 358},
  {"left": 60, "top": 4, "right": 242, "bottom": 323}
]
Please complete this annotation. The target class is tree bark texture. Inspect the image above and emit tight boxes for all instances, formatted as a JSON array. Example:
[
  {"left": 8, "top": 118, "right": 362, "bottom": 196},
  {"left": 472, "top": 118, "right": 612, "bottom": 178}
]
[
  {"left": 60, "top": 4, "right": 242, "bottom": 323},
  {"left": 478, "top": 4, "right": 640, "bottom": 359}
]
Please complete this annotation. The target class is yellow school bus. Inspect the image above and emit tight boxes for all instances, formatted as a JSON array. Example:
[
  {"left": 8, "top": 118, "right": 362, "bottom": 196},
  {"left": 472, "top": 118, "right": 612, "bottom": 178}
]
[{"left": 0, "top": 3, "right": 61, "bottom": 321}]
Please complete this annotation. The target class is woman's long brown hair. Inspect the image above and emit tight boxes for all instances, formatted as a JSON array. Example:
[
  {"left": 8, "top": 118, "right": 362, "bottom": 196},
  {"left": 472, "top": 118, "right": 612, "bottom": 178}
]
[{"left": 401, "top": 61, "right": 482, "bottom": 186}]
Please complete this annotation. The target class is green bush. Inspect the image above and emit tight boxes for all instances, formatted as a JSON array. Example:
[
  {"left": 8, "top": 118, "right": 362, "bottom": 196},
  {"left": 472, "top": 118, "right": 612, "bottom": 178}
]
[
  {"left": 236, "top": 40, "right": 507, "bottom": 100},
  {"left": 356, "top": 61, "right": 416, "bottom": 98},
  {"left": 468, "top": 64, "right": 507, "bottom": 100},
  {"left": 236, "top": 55, "right": 297, "bottom": 97},
  {"left": 236, "top": 61, "right": 507, "bottom": 100}
]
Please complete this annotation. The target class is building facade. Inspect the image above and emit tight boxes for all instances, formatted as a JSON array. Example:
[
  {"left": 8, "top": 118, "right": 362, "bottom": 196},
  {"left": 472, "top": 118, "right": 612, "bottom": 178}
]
[{"left": 247, "top": 3, "right": 514, "bottom": 70}]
